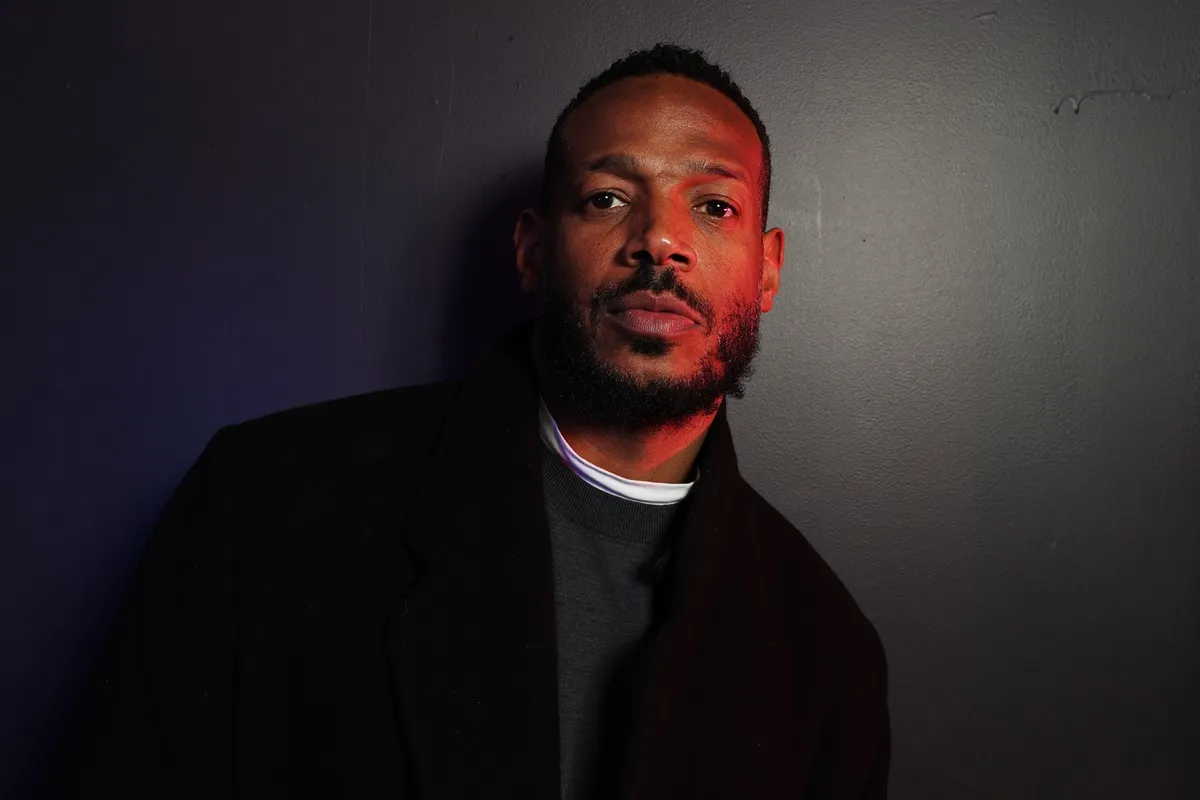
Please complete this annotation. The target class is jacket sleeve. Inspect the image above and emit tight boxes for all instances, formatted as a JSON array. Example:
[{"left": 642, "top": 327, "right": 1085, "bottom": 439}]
[
  {"left": 860, "top": 685, "right": 891, "bottom": 799},
  {"left": 848, "top": 636, "right": 891, "bottom": 799},
  {"left": 809, "top": 628, "right": 891, "bottom": 799},
  {"left": 39, "top": 427, "right": 242, "bottom": 799}
]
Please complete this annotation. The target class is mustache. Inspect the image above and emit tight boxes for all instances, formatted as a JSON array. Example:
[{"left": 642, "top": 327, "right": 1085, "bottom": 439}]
[{"left": 590, "top": 265, "right": 715, "bottom": 328}]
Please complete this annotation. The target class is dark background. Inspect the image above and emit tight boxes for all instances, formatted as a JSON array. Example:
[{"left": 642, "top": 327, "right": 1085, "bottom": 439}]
[{"left": 3, "top": 0, "right": 1198, "bottom": 796}]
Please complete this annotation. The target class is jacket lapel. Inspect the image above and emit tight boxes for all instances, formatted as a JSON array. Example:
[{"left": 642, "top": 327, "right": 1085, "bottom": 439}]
[
  {"left": 384, "top": 327, "right": 561, "bottom": 799},
  {"left": 619, "top": 405, "right": 819, "bottom": 797}
]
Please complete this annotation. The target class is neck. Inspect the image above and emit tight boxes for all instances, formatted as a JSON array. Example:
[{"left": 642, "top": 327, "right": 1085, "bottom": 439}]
[{"left": 534, "top": 351, "right": 718, "bottom": 485}]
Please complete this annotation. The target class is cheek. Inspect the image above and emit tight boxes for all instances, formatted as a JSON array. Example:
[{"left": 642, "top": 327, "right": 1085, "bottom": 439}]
[
  {"left": 699, "top": 243, "right": 764, "bottom": 304},
  {"left": 711, "top": 288, "right": 758, "bottom": 326},
  {"left": 557, "top": 225, "right": 628, "bottom": 294},
  {"left": 556, "top": 221, "right": 606, "bottom": 267}
]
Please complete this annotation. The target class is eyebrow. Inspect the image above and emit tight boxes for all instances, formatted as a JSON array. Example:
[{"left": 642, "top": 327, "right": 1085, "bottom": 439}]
[{"left": 580, "top": 153, "right": 751, "bottom": 186}]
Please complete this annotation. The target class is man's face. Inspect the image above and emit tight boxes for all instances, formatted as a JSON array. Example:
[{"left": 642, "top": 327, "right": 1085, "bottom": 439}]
[{"left": 517, "top": 74, "right": 784, "bottom": 427}]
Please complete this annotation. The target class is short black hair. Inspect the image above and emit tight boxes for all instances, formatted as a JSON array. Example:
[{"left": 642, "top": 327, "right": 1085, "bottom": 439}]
[{"left": 540, "top": 42, "right": 773, "bottom": 229}]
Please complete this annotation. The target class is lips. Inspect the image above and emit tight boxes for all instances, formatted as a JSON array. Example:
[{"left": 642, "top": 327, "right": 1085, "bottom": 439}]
[
  {"left": 607, "top": 290, "right": 704, "bottom": 338},
  {"left": 609, "top": 291, "right": 704, "bottom": 325}
]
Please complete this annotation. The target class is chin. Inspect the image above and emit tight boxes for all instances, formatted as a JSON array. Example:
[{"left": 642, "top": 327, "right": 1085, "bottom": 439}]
[{"left": 601, "top": 345, "right": 706, "bottom": 384}]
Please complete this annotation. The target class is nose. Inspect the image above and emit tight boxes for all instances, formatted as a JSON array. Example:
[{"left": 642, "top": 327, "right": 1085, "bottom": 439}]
[{"left": 621, "top": 196, "right": 698, "bottom": 271}]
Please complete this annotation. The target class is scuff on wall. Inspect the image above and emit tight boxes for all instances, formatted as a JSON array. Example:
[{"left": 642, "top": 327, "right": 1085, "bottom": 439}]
[{"left": 1053, "top": 72, "right": 1200, "bottom": 114}]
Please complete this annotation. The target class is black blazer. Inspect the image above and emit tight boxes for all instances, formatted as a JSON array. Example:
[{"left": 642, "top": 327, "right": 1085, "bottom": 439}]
[{"left": 42, "top": 326, "right": 889, "bottom": 799}]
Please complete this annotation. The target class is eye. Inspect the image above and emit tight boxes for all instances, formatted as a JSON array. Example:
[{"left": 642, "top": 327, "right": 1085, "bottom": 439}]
[
  {"left": 699, "top": 199, "right": 738, "bottom": 219},
  {"left": 585, "top": 192, "right": 628, "bottom": 211}
]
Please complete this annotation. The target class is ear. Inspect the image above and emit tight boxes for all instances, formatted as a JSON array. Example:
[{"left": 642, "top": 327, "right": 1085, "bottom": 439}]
[
  {"left": 759, "top": 226, "right": 785, "bottom": 312},
  {"left": 513, "top": 208, "right": 544, "bottom": 294}
]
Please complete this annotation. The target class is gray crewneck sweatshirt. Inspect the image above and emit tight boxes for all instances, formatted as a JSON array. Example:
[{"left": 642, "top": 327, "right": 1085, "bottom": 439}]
[{"left": 540, "top": 443, "right": 686, "bottom": 800}]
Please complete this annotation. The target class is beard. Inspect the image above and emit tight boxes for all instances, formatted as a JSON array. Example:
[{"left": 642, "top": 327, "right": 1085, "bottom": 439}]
[{"left": 536, "top": 261, "right": 762, "bottom": 430}]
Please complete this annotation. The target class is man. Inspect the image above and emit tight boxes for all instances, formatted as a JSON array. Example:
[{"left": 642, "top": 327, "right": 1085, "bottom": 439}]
[{"left": 43, "top": 43, "right": 889, "bottom": 799}]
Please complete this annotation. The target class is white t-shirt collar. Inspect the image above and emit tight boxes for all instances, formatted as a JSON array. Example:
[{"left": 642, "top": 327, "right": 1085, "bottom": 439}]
[{"left": 537, "top": 397, "right": 695, "bottom": 506}]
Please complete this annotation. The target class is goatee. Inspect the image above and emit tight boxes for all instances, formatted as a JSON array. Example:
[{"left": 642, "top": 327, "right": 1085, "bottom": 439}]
[{"left": 537, "top": 263, "right": 761, "bottom": 430}]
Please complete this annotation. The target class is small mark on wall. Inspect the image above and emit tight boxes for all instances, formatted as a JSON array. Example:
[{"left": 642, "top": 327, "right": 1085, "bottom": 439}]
[{"left": 1053, "top": 73, "right": 1200, "bottom": 114}]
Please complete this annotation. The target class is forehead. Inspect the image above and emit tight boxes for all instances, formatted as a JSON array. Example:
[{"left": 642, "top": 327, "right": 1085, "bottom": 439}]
[{"left": 560, "top": 74, "right": 763, "bottom": 180}]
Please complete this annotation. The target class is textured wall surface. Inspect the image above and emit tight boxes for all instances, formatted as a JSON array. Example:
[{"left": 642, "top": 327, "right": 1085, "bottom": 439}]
[{"left": 3, "top": 0, "right": 1198, "bottom": 796}]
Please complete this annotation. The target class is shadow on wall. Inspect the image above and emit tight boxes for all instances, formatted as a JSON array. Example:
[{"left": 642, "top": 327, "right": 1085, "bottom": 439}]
[
  {"left": 16, "top": 484, "right": 178, "bottom": 800},
  {"left": 436, "top": 161, "right": 542, "bottom": 373}
]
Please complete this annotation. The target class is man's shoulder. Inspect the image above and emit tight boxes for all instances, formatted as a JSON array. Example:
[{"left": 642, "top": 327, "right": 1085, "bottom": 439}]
[
  {"left": 210, "top": 377, "right": 464, "bottom": 484},
  {"left": 736, "top": 479, "right": 886, "bottom": 664},
  {"left": 235, "top": 378, "right": 461, "bottom": 440}
]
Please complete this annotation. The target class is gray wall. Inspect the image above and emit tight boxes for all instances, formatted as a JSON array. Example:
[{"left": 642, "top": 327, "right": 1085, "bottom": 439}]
[{"left": 3, "top": 0, "right": 1198, "bottom": 796}]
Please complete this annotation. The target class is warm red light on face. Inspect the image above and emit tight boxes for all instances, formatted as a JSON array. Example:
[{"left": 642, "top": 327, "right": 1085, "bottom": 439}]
[{"left": 538, "top": 73, "right": 783, "bottom": 386}]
